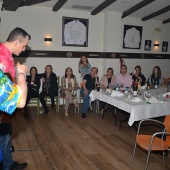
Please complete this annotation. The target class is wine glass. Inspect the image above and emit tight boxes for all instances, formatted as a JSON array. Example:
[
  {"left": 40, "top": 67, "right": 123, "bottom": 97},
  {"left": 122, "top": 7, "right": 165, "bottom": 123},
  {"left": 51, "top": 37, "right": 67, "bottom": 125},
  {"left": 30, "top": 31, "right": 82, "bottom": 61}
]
[{"left": 145, "top": 92, "right": 152, "bottom": 103}]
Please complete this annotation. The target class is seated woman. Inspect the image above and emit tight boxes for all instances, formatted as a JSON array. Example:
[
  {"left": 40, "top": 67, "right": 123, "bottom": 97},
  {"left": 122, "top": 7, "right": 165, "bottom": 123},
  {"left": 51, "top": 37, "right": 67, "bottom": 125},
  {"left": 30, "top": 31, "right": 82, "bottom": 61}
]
[
  {"left": 99, "top": 67, "right": 116, "bottom": 114},
  {"left": 131, "top": 65, "right": 146, "bottom": 86},
  {"left": 149, "top": 66, "right": 164, "bottom": 86},
  {"left": 39, "top": 65, "right": 58, "bottom": 114},
  {"left": 79, "top": 55, "right": 91, "bottom": 80},
  {"left": 26, "top": 67, "right": 40, "bottom": 105},
  {"left": 60, "top": 67, "right": 79, "bottom": 116}
]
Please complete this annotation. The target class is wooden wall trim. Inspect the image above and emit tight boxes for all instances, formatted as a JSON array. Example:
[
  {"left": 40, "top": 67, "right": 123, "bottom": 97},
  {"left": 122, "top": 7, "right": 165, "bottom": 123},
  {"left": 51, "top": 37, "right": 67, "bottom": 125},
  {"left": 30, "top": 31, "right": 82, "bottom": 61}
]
[{"left": 14, "top": 50, "right": 170, "bottom": 59}]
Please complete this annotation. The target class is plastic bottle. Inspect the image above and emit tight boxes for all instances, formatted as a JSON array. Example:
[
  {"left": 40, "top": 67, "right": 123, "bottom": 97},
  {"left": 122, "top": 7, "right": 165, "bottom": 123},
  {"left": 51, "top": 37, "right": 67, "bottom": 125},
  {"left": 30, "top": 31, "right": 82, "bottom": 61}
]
[
  {"left": 155, "top": 81, "right": 158, "bottom": 90},
  {"left": 116, "top": 83, "right": 119, "bottom": 91}
]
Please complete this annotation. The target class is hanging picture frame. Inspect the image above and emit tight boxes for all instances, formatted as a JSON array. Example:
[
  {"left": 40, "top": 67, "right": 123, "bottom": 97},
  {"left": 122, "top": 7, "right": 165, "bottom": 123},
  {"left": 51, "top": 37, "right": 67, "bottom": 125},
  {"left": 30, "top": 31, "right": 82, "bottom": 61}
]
[
  {"left": 162, "top": 41, "right": 168, "bottom": 52},
  {"left": 123, "top": 25, "right": 143, "bottom": 49},
  {"left": 144, "top": 40, "right": 152, "bottom": 51},
  {"left": 62, "top": 16, "right": 89, "bottom": 47}
]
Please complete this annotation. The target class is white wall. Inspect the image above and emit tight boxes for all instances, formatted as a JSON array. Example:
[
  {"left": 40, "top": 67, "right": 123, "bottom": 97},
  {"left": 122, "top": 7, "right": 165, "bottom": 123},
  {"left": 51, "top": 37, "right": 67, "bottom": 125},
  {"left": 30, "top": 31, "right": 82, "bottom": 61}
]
[
  {"left": 0, "top": 4, "right": 170, "bottom": 84},
  {"left": 0, "top": 5, "right": 104, "bottom": 52},
  {"left": 104, "top": 11, "right": 170, "bottom": 53},
  {"left": 14, "top": 57, "right": 170, "bottom": 86}
]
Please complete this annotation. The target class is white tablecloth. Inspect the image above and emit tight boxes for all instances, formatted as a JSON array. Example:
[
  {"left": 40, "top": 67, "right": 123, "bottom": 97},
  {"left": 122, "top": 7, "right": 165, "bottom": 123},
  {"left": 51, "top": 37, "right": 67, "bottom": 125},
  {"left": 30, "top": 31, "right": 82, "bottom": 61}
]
[{"left": 90, "top": 90, "right": 170, "bottom": 126}]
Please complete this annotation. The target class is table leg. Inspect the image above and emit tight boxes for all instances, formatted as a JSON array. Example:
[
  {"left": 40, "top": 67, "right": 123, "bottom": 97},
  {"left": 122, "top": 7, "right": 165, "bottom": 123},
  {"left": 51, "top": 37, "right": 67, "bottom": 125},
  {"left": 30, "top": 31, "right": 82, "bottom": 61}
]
[
  {"left": 119, "top": 112, "right": 130, "bottom": 130},
  {"left": 102, "top": 105, "right": 117, "bottom": 127}
]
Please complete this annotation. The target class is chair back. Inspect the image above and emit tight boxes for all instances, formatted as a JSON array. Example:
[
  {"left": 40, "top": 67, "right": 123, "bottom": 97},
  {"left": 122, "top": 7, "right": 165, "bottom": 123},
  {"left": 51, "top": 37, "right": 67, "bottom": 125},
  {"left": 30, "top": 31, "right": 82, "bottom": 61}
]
[
  {"left": 164, "top": 115, "right": 170, "bottom": 146},
  {"left": 164, "top": 78, "right": 170, "bottom": 85}
]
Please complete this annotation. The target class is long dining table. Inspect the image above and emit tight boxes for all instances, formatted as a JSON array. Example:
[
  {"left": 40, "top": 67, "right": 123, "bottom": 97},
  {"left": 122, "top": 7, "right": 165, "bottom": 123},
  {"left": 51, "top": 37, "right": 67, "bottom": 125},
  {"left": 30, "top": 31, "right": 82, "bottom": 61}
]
[{"left": 89, "top": 88, "right": 170, "bottom": 126}]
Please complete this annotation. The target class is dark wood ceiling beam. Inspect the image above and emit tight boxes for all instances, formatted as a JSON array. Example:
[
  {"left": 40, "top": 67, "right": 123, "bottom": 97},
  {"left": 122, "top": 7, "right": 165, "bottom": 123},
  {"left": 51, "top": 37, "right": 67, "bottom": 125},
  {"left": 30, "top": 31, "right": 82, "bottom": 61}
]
[
  {"left": 142, "top": 5, "right": 170, "bottom": 21},
  {"left": 91, "top": 0, "right": 117, "bottom": 15},
  {"left": 3, "top": 0, "right": 22, "bottom": 11},
  {"left": 121, "top": 0, "right": 155, "bottom": 19},
  {"left": 52, "top": 0, "right": 68, "bottom": 12},
  {"left": 163, "top": 18, "right": 170, "bottom": 24},
  {"left": 20, "top": 0, "right": 51, "bottom": 7}
]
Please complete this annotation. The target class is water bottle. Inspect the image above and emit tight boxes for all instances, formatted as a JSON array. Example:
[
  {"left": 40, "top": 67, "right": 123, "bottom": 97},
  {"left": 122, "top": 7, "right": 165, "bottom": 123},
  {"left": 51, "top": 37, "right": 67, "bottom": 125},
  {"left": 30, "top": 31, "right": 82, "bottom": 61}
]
[
  {"left": 155, "top": 81, "right": 158, "bottom": 90},
  {"left": 125, "top": 87, "right": 128, "bottom": 96},
  {"left": 116, "top": 83, "right": 119, "bottom": 91}
]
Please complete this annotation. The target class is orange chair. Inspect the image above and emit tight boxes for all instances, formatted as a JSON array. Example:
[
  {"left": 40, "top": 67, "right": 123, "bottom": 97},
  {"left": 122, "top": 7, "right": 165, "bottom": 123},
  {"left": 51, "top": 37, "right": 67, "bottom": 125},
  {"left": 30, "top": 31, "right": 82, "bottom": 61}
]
[
  {"left": 164, "top": 78, "right": 170, "bottom": 86},
  {"left": 132, "top": 115, "right": 170, "bottom": 170}
]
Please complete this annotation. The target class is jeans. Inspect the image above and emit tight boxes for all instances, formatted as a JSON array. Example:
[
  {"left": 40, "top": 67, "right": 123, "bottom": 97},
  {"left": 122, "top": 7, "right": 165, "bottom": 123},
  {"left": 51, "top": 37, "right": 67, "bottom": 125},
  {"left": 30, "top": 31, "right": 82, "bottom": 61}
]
[
  {"left": 80, "top": 89, "right": 92, "bottom": 114},
  {"left": 0, "top": 134, "right": 13, "bottom": 170}
]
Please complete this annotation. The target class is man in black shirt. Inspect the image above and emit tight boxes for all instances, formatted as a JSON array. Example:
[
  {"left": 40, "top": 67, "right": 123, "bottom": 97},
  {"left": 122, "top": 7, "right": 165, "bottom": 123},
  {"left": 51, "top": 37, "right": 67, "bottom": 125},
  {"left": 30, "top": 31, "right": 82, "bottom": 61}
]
[{"left": 80, "top": 67, "right": 98, "bottom": 118}]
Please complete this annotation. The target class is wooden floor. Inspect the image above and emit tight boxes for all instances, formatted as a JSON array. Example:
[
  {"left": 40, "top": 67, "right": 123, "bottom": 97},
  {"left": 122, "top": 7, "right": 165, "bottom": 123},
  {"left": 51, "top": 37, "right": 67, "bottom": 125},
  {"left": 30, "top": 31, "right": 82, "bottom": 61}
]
[{"left": 11, "top": 105, "right": 170, "bottom": 170}]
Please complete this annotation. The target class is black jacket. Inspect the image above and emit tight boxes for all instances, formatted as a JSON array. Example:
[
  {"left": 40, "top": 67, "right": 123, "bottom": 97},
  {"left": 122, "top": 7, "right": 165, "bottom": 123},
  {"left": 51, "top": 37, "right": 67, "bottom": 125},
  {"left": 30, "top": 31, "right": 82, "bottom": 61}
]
[
  {"left": 26, "top": 75, "right": 41, "bottom": 93},
  {"left": 39, "top": 73, "right": 58, "bottom": 95}
]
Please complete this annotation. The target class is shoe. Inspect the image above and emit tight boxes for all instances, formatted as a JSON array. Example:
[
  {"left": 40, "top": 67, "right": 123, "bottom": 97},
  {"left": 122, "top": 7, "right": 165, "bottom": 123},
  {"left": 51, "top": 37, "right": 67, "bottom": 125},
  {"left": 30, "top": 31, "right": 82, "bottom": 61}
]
[
  {"left": 10, "top": 145, "right": 15, "bottom": 152},
  {"left": 73, "top": 101, "right": 78, "bottom": 108},
  {"left": 82, "top": 113, "right": 86, "bottom": 119},
  {"left": 10, "top": 161, "right": 27, "bottom": 170},
  {"left": 87, "top": 107, "right": 92, "bottom": 113},
  {"left": 99, "top": 109, "right": 104, "bottom": 114},
  {"left": 65, "top": 110, "right": 68, "bottom": 116},
  {"left": 45, "top": 109, "right": 49, "bottom": 114}
]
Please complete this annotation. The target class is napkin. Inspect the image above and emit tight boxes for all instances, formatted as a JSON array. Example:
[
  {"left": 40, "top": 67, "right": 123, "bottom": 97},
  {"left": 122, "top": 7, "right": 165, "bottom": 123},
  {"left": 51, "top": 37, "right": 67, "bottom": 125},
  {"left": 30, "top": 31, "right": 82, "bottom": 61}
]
[
  {"left": 130, "top": 97, "right": 142, "bottom": 102},
  {"left": 149, "top": 97, "right": 158, "bottom": 104},
  {"left": 162, "top": 92, "right": 170, "bottom": 97},
  {"left": 111, "top": 90, "right": 123, "bottom": 97},
  {"left": 141, "top": 85, "right": 146, "bottom": 90}
]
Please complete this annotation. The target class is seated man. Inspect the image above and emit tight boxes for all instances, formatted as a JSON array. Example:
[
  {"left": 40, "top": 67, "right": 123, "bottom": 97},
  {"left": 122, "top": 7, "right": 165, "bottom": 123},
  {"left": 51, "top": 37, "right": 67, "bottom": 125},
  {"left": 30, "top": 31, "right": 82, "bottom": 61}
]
[
  {"left": 116, "top": 65, "right": 132, "bottom": 88},
  {"left": 80, "top": 67, "right": 98, "bottom": 118}
]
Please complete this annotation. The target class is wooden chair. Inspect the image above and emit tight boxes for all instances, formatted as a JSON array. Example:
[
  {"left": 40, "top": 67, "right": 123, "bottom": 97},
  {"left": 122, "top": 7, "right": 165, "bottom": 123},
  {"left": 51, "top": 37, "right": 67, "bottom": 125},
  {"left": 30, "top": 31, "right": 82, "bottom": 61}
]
[
  {"left": 26, "top": 98, "right": 40, "bottom": 115},
  {"left": 57, "top": 86, "right": 79, "bottom": 114},
  {"left": 44, "top": 76, "right": 59, "bottom": 113},
  {"left": 132, "top": 115, "right": 170, "bottom": 170}
]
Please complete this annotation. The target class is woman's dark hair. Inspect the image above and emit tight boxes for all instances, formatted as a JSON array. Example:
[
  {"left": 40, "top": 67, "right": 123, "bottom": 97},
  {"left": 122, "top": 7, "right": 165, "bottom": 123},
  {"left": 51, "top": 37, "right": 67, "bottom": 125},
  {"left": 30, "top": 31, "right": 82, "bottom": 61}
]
[
  {"left": 151, "top": 66, "right": 161, "bottom": 80},
  {"left": 107, "top": 67, "right": 113, "bottom": 75},
  {"left": 78, "top": 55, "right": 89, "bottom": 73},
  {"left": 65, "top": 67, "right": 74, "bottom": 78},
  {"left": 30, "top": 66, "right": 38, "bottom": 75},
  {"left": 45, "top": 65, "right": 53, "bottom": 74},
  {"left": 135, "top": 65, "right": 141, "bottom": 75},
  {"left": 79, "top": 55, "right": 89, "bottom": 65},
  {"left": 7, "top": 27, "right": 31, "bottom": 43}
]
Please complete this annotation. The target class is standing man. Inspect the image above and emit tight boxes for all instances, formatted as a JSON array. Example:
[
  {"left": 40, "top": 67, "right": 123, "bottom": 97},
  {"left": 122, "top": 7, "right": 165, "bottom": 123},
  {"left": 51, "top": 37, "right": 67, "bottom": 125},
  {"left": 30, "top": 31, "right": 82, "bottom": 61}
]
[
  {"left": 116, "top": 65, "right": 132, "bottom": 88},
  {"left": 0, "top": 27, "right": 31, "bottom": 170},
  {"left": 80, "top": 67, "right": 98, "bottom": 118}
]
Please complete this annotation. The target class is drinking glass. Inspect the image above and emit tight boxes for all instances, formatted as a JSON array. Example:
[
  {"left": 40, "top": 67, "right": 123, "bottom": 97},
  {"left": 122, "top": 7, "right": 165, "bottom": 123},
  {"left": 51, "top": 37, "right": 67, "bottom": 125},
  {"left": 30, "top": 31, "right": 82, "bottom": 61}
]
[{"left": 145, "top": 92, "right": 152, "bottom": 103}]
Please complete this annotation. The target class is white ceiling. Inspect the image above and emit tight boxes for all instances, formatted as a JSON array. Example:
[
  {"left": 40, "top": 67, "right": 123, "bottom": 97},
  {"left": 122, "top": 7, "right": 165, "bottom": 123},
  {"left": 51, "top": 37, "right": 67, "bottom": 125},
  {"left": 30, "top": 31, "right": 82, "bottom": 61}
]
[
  {"left": 1, "top": 0, "right": 170, "bottom": 21},
  {"left": 35, "top": 0, "right": 170, "bottom": 21}
]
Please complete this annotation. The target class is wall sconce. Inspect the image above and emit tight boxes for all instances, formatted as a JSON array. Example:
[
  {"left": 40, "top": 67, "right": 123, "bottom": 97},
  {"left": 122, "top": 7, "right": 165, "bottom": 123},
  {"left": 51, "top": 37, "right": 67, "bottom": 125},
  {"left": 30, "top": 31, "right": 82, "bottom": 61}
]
[
  {"left": 44, "top": 38, "right": 52, "bottom": 42},
  {"left": 154, "top": 43, "right": 159, "bottom": 47}
]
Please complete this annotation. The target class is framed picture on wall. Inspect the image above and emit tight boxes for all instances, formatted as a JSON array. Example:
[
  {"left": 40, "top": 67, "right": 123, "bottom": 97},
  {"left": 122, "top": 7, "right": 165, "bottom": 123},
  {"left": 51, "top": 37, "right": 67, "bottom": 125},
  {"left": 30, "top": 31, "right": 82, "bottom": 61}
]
[
  {"left": 144, "top": 40, "right": 152, "bottom": 51},
  {"left": 62, "top": 16, "right": 89, "bottom": 47},
  {"left": 162, "top": 41, "right": 168, "bottom": 52},
  {"left": 123, "top": 25, "right": 143, "bottom": 49}
]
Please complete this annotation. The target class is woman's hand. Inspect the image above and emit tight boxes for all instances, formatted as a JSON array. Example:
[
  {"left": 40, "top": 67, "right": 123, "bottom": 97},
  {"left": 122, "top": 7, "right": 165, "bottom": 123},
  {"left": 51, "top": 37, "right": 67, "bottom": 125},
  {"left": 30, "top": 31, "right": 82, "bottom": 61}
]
[
  {"left": 101, "top": 85, "right": 106, "bottom": 89},
  {"left": 84, "top": 89, "right": 88, "bottom": 94},
  {"left": 42, "top": 77, "right": 45, "bottom": 82}
]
